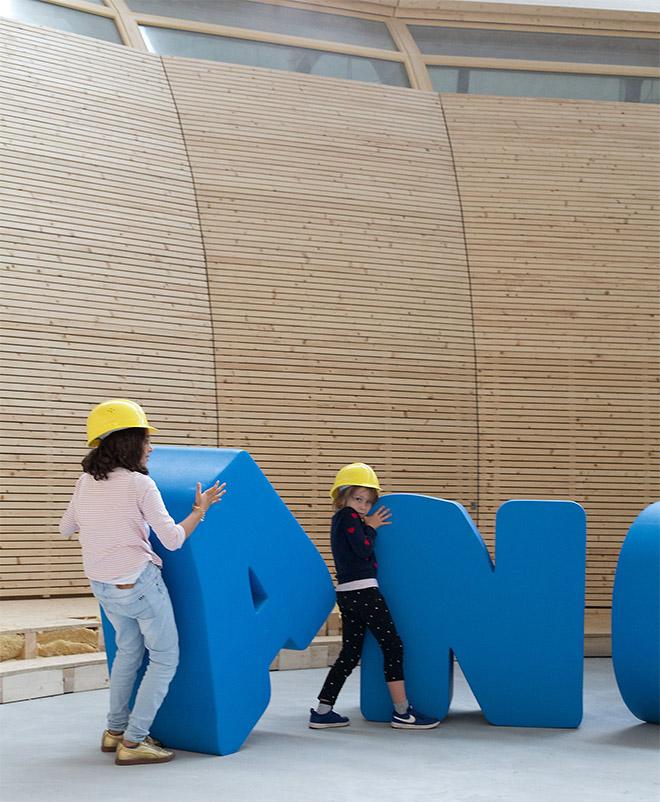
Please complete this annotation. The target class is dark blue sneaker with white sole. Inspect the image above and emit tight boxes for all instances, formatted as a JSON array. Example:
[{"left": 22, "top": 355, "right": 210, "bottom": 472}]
[
  {"left": 309, "top": 708, "right": 350, "bottom": 729},
  {"left": 391, "top": 706, "right": 440, "bottom": 729}
]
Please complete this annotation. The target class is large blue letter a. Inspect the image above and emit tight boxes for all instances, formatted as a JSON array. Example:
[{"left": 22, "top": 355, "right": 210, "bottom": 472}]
[{"left": 101, "top": 446, "right": 335, "bottom": 755}]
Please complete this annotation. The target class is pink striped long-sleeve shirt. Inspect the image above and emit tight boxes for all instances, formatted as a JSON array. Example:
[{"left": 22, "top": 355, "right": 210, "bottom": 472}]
[{"left": 59, "top": 468, "right": 185, "bottom": 582}]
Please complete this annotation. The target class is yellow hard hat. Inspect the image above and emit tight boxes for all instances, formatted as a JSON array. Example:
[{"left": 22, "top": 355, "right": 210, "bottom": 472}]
[
  {"left": 86, "top": 399, "right": 158, "bottom": 447},
  {"left": 329, "top": 462, "right": 381, "bottom": 500}
]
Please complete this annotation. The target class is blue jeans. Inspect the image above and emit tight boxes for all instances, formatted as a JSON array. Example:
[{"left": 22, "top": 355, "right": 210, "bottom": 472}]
[{"left": 91, "top": 561, "right": 179, "bottom": 743}]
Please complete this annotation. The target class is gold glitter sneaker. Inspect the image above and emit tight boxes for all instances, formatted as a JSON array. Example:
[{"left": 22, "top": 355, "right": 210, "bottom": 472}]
[
  {"left": 115, "top": 740, "right": 175, "bottom": 766},
  {"left": 101, "top": 730, "right": 163, "bottom": 753}
]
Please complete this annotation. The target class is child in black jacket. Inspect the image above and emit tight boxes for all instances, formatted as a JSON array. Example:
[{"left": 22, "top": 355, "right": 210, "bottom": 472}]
[{"left": 309, "top": 462, "right": 439, "bottom": 730}]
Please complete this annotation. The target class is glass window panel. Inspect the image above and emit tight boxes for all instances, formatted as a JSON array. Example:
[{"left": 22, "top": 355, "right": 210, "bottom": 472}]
[
  {"left": 130, "top": 0, "right": 396, "bottom": 50},
  {"left": 467, "top": 69, "right": 626, "bottom": 102},
  {"left": 411, "top": 26, "right": 660, "bottom": 69},
  {"left": 428, "top": 66, "right": 459, "bottom": 93},
  {"left": 639, "top": 78, "right": 660, "bottom": 104},
  {"left": 0, "top": 0, "right": 121, "bottom": 43},
  {"left": 429, "top": 65, "right": 659, "bottom": 105},
  {"left": 140, "top": 26, "right": 409, "bottom": 87}
]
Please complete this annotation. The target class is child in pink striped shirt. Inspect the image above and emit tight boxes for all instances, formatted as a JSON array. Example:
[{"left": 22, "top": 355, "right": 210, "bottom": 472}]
[{"left": 60, "top": 399, "right": 225, "bottom": 766}]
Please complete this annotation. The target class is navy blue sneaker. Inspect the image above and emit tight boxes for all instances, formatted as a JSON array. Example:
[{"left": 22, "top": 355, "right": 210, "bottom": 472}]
[
  {"left": 309, "top": 708, "right": 350, "bottom": 729},
  {"left": 391, "top": 706, "right": 440, "bottom": 730}
]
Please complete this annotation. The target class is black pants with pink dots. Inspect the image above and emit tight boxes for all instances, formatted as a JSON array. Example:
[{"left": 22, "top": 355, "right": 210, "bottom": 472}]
[{"left": 318, "top": 587, "right": 404, "bottom": 705}]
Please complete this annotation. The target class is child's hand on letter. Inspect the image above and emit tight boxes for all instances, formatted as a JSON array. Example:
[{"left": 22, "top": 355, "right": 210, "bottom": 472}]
[
  {"left": 196, "top": 481, "right": 227, "bottom": 514},
  {"left": 365, "top": 506, "right": 391, "bottom": 529}
]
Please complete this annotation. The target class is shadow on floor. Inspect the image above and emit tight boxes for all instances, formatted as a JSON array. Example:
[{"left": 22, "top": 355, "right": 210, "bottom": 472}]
[{"left": 589, "top": 722, "right": 660, "bottom": 751}]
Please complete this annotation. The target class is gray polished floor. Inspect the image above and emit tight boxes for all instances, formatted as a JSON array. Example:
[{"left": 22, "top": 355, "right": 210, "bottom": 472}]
[{"left": 0, "top": 659, "right": 658, "bottom": 802}]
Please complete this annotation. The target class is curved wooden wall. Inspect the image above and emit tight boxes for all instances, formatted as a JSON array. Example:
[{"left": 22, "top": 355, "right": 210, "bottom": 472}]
[
  {"left": 442, "top": 94, "right": 660, "bottom": 606},
  {"left": 162, "top": 58, "right": 478, "bottom": 568},
  {"left": 0, "top": 20, "right": 657, "bottom": 607},
  {"left": 0, "top": 20, "right": 218, "bottom": 597}
]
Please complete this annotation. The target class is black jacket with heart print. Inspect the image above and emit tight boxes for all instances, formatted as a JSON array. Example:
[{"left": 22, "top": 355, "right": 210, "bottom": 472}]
[{"left": 330, "top": 506, "right": 378, "bottom": 584}]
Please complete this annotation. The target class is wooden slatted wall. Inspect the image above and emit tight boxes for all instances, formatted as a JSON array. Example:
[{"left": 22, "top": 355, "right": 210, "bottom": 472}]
[
  {"left": 162, "top": 59, "right": 478, "bottom": 567},
  {"left": 0, "top": 20, "right": 218, "bottom": 597},
  {"left": 441, "top": 94, "right": 660, "bottom": 607},
  {"left": 1, "top": 21, "right": 657, "bottom": 605}
]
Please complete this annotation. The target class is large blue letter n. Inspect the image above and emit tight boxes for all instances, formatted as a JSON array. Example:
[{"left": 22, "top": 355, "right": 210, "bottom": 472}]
[{"left": 360, "top": 496, "right": 586, "bottom": 728}]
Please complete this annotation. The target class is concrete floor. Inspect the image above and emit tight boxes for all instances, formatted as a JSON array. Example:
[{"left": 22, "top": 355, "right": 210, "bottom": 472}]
[{"left": 0, "top": 659, "right": 658, "bottom": 802}]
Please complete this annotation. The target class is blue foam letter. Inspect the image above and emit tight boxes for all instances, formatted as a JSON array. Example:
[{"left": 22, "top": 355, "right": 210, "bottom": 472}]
[
  {"left": 612, "top": 501, "right": 660, "bottom": 724},
  {"left": 101, "top": 446, "right": 335, "bottom": 754},
  {"left": 360, "top": 495, "right": 586, "bottom": 728}
]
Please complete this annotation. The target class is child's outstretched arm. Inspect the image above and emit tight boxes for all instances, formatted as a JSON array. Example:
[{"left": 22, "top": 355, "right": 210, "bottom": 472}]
[{"left": 139, "top": 478, "right": 226, "bottom": 548}]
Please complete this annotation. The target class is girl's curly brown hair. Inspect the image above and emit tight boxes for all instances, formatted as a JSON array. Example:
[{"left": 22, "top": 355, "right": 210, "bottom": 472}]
[
  {"left": 333, "top": 485, "right": 378, "bottom": 511},
  {"left": 82, "top": 428, "right": 149, "bottom": 481}
]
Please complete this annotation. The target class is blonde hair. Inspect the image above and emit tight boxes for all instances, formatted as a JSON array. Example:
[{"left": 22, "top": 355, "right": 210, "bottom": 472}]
[{"left": 333, "top": 485, "right": 379, "bottom": 511}]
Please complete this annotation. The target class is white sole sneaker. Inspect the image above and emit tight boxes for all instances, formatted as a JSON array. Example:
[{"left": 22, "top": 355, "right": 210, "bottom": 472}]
[
  {"left": 309, "top": 721, "right": 350, "bottom": 729},
  {"left": 391, "top": 720, "right": 440, "bottom": 730}
]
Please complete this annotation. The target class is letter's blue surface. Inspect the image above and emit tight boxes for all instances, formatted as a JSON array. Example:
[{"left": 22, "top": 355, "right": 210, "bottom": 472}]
[
  {"left": 100, "top": 446, "right": 335, "bottom": 755},
  {"left": 360, "top": 495, "right": 586, "bottom": 728},
  {"left": 612, "top": 501, "right": 660, "bottom": 724}
]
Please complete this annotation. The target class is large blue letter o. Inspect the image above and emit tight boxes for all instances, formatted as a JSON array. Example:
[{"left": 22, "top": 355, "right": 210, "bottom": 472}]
[{"left": 612, "top": 501, "right": 660, "bottom": 724}]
